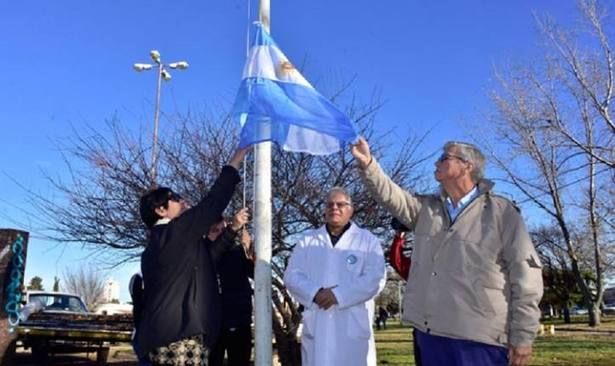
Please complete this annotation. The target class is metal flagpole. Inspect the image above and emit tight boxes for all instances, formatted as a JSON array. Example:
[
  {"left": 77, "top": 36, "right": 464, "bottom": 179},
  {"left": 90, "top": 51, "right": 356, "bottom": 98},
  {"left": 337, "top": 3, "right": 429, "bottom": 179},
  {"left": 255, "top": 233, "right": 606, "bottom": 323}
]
[{"left": 254, "top": 0, "right": 272, "bottom": 365}]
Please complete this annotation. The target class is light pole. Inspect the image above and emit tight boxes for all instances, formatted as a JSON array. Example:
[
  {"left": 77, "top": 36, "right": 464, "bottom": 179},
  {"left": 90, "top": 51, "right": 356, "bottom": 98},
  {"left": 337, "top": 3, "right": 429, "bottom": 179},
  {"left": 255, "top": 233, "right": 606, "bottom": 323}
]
[{"left": 134, "top": 50, "right": 189, "bottom": 185}]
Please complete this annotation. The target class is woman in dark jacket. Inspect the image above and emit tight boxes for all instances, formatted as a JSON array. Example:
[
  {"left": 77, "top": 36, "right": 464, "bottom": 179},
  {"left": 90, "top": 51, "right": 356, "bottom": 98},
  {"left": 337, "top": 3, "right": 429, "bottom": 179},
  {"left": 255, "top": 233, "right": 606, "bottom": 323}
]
[
  {"left": 136, "top": 147, "right": 249, "bottom": 365},
  {"left": 207, "top": 216, "right": 254, "bottom": 366}
]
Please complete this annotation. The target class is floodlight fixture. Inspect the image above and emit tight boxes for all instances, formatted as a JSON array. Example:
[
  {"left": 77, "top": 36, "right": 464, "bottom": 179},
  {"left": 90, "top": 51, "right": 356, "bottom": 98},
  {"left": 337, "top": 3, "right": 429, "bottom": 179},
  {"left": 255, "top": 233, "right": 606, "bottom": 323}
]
[
  {"left": 161, "top": 69, "right": 172, "bottom": 81},
  {"left": 133, "top": 63, "right": 153, "bottom": 72},
  {"left": 169, "top": 61, "right": 189, "bottom": 70},
  {"left": 150, "top": 50, "right": 161, "bottom": 63}
]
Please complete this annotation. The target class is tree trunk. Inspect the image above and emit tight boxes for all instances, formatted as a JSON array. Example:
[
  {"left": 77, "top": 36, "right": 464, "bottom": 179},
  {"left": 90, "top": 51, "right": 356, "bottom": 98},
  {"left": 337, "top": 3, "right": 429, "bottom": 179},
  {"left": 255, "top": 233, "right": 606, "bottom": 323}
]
[
  {"left": 563, "top": 305, "right": 571, "bottom": 324},
  {"left": 588, "top": 303, "right": 601, "bottom": 327},
  {"left": 272, "top": 315, "right": 302, "bottom": 366}
]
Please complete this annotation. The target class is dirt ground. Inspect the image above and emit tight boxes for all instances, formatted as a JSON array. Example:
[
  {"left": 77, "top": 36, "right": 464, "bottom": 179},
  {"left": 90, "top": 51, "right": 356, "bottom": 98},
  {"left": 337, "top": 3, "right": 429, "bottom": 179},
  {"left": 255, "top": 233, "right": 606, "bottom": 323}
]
[{"left": 11, "top": 344, "right": 138, "bottom": 366}]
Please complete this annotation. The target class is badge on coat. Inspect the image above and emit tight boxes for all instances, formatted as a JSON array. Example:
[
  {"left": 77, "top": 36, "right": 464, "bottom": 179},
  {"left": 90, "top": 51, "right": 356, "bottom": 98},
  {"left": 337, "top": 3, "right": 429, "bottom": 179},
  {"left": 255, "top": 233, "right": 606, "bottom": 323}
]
[{"left": 346, "top": 254, "right": 358, "bottom": 265}]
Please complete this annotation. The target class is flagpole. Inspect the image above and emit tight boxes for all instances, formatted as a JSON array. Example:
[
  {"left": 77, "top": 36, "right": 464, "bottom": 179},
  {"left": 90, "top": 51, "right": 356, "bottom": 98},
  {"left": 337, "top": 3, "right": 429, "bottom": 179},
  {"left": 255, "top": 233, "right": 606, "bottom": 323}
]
[{"left": 254, "top": 1, "right": 273, "bottom": 365}]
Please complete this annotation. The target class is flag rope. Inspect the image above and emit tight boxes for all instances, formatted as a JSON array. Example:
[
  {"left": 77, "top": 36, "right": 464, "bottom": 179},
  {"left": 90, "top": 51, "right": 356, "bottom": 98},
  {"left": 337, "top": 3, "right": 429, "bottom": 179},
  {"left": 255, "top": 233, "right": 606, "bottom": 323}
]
[{"left": 242, "top": 0, "right": 252, "bottom": 208}]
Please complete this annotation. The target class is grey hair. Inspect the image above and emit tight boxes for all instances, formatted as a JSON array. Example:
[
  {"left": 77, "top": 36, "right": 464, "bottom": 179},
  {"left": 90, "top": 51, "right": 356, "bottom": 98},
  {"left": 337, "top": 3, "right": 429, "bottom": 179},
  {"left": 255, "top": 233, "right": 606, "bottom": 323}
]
[
  {"left": 328, "top": 186, "right": 353, "bottom": 206},
  {"left": 443, "top": 141, "right": 485, "bottom": 183}
]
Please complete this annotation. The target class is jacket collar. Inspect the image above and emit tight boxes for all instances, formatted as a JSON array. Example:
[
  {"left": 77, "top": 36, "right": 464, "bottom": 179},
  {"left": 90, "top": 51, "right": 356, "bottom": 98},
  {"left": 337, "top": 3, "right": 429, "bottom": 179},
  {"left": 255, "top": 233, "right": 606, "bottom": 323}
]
[
  {"left": 154, "top": 218, "right": 171, "bottom": 226},
  {"left": 439, "top": 178, "right": 494, "bottom": 201},
  {"left": 317, "top": 221, "right": 359, "bottom": 248}
]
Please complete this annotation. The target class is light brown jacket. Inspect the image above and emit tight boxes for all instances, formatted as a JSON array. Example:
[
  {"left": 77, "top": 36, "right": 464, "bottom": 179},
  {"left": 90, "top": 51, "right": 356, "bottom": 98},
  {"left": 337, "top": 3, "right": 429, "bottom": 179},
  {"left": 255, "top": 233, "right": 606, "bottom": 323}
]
[{"left": 360, "top": 159, "right": 543, "bottom": 347}]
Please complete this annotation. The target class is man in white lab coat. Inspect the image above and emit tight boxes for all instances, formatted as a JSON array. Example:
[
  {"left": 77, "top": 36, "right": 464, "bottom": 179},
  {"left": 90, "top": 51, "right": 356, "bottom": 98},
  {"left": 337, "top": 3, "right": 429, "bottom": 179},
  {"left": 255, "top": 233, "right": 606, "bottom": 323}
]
[{"left": 284, "top": 186, "right": 386, "bottom": 366}]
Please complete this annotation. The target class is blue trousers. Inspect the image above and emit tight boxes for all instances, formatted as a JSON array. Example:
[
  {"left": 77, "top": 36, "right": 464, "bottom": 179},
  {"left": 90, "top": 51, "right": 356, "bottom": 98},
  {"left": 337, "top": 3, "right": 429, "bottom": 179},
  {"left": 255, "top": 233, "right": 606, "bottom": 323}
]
[{"left": 415, "top": 329, "right": 508, "bottom": 366}]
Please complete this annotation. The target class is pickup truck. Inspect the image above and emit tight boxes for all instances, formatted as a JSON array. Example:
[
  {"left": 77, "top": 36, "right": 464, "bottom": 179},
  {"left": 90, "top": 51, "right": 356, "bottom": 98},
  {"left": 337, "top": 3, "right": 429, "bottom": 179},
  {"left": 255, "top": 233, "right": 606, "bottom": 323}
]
[{"left": 15, "top": 291, "right": 133, "bottom": 364}]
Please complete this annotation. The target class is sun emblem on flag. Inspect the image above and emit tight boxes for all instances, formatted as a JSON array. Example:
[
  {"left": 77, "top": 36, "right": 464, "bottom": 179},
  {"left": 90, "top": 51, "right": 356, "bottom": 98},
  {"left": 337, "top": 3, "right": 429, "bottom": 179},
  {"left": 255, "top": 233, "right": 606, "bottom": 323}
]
[{"left": 276, "top": 60, "right": 296, "bottom": 80}]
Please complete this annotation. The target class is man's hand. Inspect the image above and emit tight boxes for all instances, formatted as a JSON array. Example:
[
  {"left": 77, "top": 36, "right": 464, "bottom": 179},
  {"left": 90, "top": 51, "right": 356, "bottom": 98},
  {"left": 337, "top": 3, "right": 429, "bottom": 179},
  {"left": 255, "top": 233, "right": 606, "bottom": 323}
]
[
  {"left": 313, "top": 287, "right": 338, "bottom": 310},
  {"left": 229, "top": 146, "right": 252, "bottom": 170},
  {"left": 231, "top": 207, "right": 250, "bottom": 231},
  {"left": 508, "top": 345, "right": 532, "bottom": 366},
  {"left": 350, "top": 137, "right": 372, "bottom": 169}
]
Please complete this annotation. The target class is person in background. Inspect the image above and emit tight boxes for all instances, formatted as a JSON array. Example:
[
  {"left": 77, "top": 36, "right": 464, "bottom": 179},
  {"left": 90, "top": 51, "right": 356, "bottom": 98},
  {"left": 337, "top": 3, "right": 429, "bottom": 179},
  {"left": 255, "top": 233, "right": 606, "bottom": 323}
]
[
  {"left": 387, "top": 217, "right": 422, "bottom": 366},
  {"left": 129, "top": 273, "right": 151, "bottom": 366},
  {"left": 388, "top": 217, "right": 411, "bottom": 280},
  {"left": 207, "top": 213, "right": 255, "bottom": 366},
  {"left": 376, "top": 306, "right": 389, "bottom": 330}
]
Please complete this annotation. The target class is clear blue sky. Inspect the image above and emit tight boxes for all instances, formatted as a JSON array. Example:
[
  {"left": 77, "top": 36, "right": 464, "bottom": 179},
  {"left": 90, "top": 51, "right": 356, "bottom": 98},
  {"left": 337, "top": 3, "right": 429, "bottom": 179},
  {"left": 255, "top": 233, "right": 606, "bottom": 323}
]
[{"left": 0, "top": 0, "right": 581, "bottom": 302}]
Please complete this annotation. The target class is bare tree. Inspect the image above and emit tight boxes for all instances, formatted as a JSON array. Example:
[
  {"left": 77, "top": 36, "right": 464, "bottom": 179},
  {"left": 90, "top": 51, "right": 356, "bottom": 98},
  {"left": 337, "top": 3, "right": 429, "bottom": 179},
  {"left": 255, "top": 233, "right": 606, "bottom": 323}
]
[
  {"left": 484, "top": 77, "right": 611, "bottom": 325},
  {"left": 24, "top": 118, "right": 151, "bottom": 266},
  {"left": 62, "top": 266, "right": 105, "bottom": 311},
  {"left": 479, "top": 0, "right": 615, "bottom": 326},
  {"left": 534, "top": 0, "right": 615, "bottom": 168}
]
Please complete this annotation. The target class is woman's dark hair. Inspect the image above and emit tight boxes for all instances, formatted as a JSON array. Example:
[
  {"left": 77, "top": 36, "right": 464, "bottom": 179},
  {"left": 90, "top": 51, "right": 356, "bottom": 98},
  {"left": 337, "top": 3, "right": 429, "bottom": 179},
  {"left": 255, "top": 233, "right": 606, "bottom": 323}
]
[
  {"left": 391, "top": 217, "right": 410, "bottom": 232},
  {"left": 139, "top": 187, "right": 173, "bottom": 229}
]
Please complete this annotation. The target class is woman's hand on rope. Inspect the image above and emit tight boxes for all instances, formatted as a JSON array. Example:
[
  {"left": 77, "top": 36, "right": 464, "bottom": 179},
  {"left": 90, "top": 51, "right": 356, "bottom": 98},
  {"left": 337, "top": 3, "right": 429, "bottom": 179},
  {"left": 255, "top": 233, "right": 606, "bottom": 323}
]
[
  {"left": 231, "top": 207, "right": 250, "bottom": 232},
  {"left": 239, "top": 230, "right": 254, "bottom": 261},
  {"left": 229, "top": 146, "right": 252, "bottom": 170}
]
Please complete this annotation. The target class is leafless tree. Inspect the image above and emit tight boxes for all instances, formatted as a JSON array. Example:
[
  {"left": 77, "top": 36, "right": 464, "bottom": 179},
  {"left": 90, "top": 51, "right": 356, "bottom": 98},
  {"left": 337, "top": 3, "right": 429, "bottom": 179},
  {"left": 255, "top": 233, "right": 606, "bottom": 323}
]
[
  {"left": 62, "top": 266, "right": 106, "bottom": 311},
  {"left": 479, "top": 0, "right": 615, "bottom": 326},
  {"left": 534, "top": 0, "right": 615, "bottom": 168}
]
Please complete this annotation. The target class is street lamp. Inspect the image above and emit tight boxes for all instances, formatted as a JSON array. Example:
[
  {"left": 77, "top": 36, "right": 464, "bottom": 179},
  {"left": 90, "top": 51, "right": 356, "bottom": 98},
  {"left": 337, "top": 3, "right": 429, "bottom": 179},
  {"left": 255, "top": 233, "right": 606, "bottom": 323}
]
[{"left": 133, "top": 50, "right": 189, "bottom": 184}]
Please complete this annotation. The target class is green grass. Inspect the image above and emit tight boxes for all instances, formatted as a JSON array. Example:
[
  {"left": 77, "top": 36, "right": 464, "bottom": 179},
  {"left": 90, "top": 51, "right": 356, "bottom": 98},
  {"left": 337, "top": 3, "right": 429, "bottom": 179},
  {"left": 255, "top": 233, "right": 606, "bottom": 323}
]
[
  {"left": 375, "top": 318, "right": 615, "bottom": 366},
  {"left": 375, "top": 323, "right": 416, "bottom": 365},
  {"left": 531, "top": 336, "right": 615, "bottom": 366}
]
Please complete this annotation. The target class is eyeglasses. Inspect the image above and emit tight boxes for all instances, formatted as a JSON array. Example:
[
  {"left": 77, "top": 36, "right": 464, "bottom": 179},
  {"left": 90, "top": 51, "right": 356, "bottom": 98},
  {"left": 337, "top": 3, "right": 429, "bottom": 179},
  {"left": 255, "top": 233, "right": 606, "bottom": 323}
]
[
  {"left": 168, "top": 192, "right": 183, "bottom": 202},
  {"left": 437, "top": 153, "right": 467, "bottom": 163},
  {"left": 326, "top": 201, "right": 351, "bottom": 209}
]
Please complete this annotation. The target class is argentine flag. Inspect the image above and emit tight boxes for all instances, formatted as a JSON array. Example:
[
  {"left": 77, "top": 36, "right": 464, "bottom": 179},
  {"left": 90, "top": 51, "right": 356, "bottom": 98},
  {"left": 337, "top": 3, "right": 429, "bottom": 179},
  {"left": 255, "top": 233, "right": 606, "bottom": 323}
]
[{"left": 232, "top": 23, "right": 358, "bottom": 155}]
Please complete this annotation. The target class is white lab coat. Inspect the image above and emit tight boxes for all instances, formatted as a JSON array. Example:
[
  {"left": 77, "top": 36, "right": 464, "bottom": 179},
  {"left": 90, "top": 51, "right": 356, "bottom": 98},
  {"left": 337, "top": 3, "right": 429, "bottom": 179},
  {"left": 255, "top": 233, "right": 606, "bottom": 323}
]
[{"left": 284, "top": 222, "right": 386, "bottom": 366}]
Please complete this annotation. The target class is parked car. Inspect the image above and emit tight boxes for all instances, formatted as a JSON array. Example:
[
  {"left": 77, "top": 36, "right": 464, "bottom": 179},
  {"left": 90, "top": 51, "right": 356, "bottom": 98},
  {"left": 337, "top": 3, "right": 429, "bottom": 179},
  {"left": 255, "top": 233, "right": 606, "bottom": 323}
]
[
  {"left": 15, "top": 291, "right": 131, "bottom": 364},
  {"left": 570, "top": 306, "right": 588, "bottom": 315},
  {"left": 602, "top": 303, "right": 615, "bottom": 315},
  {"left": 94, "top": 303, "right": 133, "bottom": 315},
  {"left": 24, "top": 291, "right": 89, "bottom": 314}
]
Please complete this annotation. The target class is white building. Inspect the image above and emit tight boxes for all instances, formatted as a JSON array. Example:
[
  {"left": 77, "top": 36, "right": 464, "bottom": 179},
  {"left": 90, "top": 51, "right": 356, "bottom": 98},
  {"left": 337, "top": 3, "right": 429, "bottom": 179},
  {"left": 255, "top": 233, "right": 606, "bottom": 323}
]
[{"left": 103, "top": 278, "right": 120, "bottom": 303}]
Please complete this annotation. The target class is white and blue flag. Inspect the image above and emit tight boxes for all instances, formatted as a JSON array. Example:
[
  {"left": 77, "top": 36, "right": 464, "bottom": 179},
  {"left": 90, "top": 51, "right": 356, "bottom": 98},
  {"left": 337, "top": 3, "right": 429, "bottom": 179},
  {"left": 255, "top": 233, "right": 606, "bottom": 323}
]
[{"left": 232, "top": 23, "right": 358, "bottom": 155}]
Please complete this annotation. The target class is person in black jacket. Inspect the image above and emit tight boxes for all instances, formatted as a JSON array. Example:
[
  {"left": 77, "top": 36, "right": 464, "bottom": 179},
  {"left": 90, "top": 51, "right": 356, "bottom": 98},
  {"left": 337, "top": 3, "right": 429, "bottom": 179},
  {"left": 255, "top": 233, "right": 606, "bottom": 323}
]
[
  {"left": 207, "top": 215, "right": 254, "bottom": 366},
  {"left": 136, "top": 147, "right": 249, "bottom": 366},
  {"left": 129, "top": 273, "right": 151, "bottom": 366}
]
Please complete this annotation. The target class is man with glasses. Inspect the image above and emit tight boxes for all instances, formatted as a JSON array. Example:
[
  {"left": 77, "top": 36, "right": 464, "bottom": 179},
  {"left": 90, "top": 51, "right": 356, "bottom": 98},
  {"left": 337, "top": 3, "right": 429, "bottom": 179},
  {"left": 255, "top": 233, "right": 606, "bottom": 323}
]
[
  {"left": 284, "top": 187, "right": 386, "bottom": 366},
  {"left": 351, "top": 138, "right": 543, "bottom": 366},
  {"left": 135, "top": 147, "right": 250, "bottom": 366}
]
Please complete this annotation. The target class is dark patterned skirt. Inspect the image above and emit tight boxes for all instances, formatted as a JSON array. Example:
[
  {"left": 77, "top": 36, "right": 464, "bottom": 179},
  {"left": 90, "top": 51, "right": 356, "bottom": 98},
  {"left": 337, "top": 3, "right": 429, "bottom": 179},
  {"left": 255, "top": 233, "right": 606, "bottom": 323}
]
[{"left": 148, "top": 334, "right": 208, "bottom": 365}]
